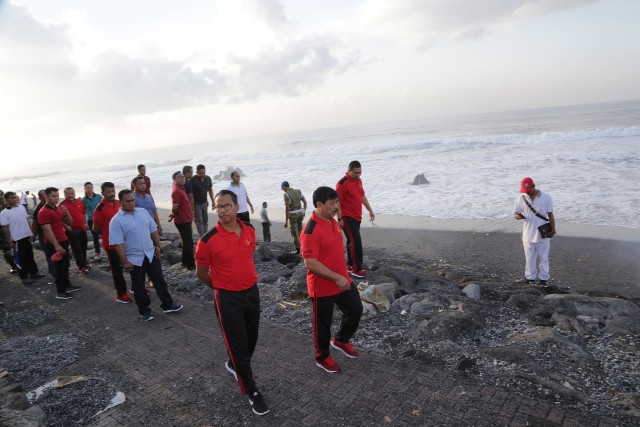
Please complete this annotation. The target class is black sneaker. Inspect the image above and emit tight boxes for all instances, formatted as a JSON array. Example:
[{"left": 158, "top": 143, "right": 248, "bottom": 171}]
[
  {"left": 56, "top": 292, "right": 74, "bottom": 300},
  {"left": 539, "top": 280, "right": 548, "bottom": 286},
  {"left": 225, "top": 361, "right": 237, "bottom": 381},
  {"left": 248, "top": 391, "right": 269, "bottom": 416},
  {"left": 141, "top": 311, "right": 154, "bottom": 322},
  {"left": 162, "top": 303, "right": 183, "bottom": 314},
  {"left": 67, "top": 285, "right": 82, "bottom": 293},
  {"left": 515, "top": 277, "right": 536, "bottom": 285}
]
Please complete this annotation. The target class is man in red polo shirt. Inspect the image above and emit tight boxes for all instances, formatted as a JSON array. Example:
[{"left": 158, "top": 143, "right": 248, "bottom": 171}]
[
  {"left": 336, "top": 160, "right": 375, "bottom": 278},
  {"left": 170, "top": 171, "right": 195, "bottom": 269},
  {"left": 130, "top": 164, "right": 151, "bottom": 194},
  {"left": 93, "top": 182, "right": 131, "bottom": 304},
  {"left": 38, "top": 187, "right": 82, "bottom": 300},
  {"left": 60, "top": 187, "right": 90, "bottom": 273},
  {"left": 300, "top": 186, "right": 363, "bottom": 374},
  {"left": 195, "top": 189, "right": 269, "bottom": 416}
]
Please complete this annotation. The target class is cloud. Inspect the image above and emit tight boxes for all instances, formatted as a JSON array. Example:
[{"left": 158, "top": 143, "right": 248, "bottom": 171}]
[
  {"left": 352, "top": 0, "right": 600, "bottom": 49},
  {"left": 0, "top": 1, "right": 356, "bottom": 117}
]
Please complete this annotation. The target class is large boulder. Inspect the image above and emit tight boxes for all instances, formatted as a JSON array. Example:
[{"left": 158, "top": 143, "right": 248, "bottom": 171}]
[
  {"left": 411, "top": 173, "right": 429, "bottom": 185},
  {"left": 360, "top": 285, "right": 391, "bottom": 313}
]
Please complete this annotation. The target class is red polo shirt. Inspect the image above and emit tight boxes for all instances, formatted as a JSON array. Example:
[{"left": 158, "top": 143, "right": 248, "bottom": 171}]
[
  {"left": 130, "top": 175, "right": 151, "bottom": 194},
  {"left": 195, "top": 219, "right": 258, "bottom": 291},
  {"left": 60, "top": 198, "right": 87, "bottom": 232},
  {"left": 93, "top": 199, "right": 121, "bottom": 250},
  {"left": 171, "top": 184, "right": 194, "bottom": 223},
  {"left": 336, "top": 172, "right": 365, "bottom": 221},
  {"left": 300, "top": 211, "right": 351, "bottom": 297},
  {"left": 37, "top": 204, "right": 68, "bottom": 244}
]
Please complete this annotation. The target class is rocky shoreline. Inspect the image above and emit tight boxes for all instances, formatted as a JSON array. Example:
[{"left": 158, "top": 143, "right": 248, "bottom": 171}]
[{"left": 0, "top": 231, "right": 639, "bottom": 426}]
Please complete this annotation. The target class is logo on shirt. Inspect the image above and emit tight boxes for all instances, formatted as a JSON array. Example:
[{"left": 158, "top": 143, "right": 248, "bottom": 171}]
[{"left": 245, "top": 239, "right": 255, "bottom": 248}]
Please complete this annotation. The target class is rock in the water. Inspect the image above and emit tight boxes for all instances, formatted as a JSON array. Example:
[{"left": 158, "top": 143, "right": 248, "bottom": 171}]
[
  {"left": 411, "top": 173, "right": 429, "bottom": 185},
  {"left": 214, "top": 166, "right": 243, "bottom": 181}
]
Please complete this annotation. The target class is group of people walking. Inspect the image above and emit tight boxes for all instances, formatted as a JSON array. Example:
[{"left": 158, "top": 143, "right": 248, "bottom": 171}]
[{"left": 1, "top": 157, "right": 555, "bottom": 417}]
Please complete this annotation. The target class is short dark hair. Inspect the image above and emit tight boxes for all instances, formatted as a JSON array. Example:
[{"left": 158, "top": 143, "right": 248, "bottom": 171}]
[
  {"left": 172, "top": 171, "right": 183, "bottom": 180},
  {"left": 132, "top": 175, "right": 145, "bottom": 186},
  {"left": 4, "top": 191, "right": 15, "bottom": 200},
  {"left": 101, "top": 182, "right": 115, "bottom": 192},
  {"left": 118, "top": 189, "right": 133, "bottom": 200},
  {"left": 262, "top": 202, "right": 267, "bottom": 207},
  {"left": 230, "top": 171, "right": 238, "bottom": 179},
  {"left": 215, "top": 189, "right": 238, "bottom": 204},
  {"left": 64, "top": 187, "right": 74, "bottom": 193},
  {"left": 312, "top": 186, "right": 339, "bottom": 207},
  {"left": 182, "top": 165, "right": 193, "bottom": 174},
  {"left": 196, "top": 164, "right": 205, "bottom": 171},
  {"left": 137, "top": 164, "right": 145, "bottom": 171},
  {"left": 84, "top": 182, "right": 93, "bottom": 187},
  {"left": 38, "top": 190, "right": 45, "bottom": 199},
  {"left": 44, "top": 187, "right": 59, "bottom": 196},
  {"left": 348, "top": 160, "right": 361, "bottom": 170}
]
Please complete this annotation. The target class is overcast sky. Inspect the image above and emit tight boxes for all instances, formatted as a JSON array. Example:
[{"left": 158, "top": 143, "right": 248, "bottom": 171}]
[{"left": 1, "top": 0, "right": 639, "bottom": 165}]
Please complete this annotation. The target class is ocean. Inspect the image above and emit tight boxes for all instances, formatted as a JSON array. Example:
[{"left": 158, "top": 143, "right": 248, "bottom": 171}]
[{"left": 1, "top": 99, "right": 639, "bottom": 229}]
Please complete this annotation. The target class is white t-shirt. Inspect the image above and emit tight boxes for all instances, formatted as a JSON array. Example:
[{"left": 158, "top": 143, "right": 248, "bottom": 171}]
[
  {"left": 20, "top": 193, "right": 28, "bottom": 205},
  {"left": 0, "top": 206, "right": 33, "bottom": 241},
  {"left": 260, "top": 207, "right": 269, "bottom": 223},
  {"left": 228, "top": 182, "right": 249, "bottom": 213},
  {"left": 513, "top": 191, "right": 553, "bottom": 243}
]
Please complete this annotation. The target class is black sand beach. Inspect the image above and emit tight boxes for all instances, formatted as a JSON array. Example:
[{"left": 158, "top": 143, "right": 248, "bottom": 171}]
[{"left": 1, "top": 211, "right": 639, "bottom": 426}]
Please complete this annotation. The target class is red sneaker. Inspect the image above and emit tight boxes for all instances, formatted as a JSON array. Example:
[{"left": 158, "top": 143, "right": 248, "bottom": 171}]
[
  {"left": 331, "top": 338, "right": 359, "bottom": 358},
  {"left": 315, "top": 355, "right": 341, "bottom": 373},
  {"left": 116, "top": 293, "right": 132, "bottom": 304}
]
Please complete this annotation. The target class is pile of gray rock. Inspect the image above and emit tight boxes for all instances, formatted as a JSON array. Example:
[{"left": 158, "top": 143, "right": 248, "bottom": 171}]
[{"left": 156, "top": 235, "right": 640, "bottom": 423}]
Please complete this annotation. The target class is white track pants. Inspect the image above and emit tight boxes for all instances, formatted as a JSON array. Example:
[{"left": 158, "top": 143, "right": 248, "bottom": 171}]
[{"left": 523, "top": 239, "right": 551, "bottom": 281}]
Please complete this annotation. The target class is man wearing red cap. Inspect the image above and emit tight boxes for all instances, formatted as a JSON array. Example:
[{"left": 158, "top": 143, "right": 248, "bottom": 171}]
[{"left": 513, "top": 177, "right": 556, "bottom": 289}]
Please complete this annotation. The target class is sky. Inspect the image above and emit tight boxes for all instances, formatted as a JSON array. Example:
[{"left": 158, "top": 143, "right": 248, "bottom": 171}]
[{"left": 1, "top": 0, "right": 639, "bottom": 166}]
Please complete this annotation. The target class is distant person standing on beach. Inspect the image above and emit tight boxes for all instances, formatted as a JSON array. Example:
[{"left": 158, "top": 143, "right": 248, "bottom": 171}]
[
  {"left": 0, "top": 191, "right": 43, "bottom": 284},
  {"left": 60, "top": 187, "right": 90, "bottom": 274},
  {"left": 132, "top": 176, "right": 162, "bottom": 236},
  {"left": 300, "top": 186, "right": 363, "bottom": 374},
  {"left": 0, "top": 191, "right": 18, "bottom": 274},
  {"left": 514, "top": 177, "right": 556, "bottom": 289},
  {"left": 130, "top": 164, "right": 151, "bottom": 195},
  {"left": 20, "top": 191, "right": 29, "bottom": 211},
  {"left": 38, "top": 187, "right": 82, "bottom": 300},
  {"left": 109, "top": 190, "right": 183, "bottom": 321},
  {"left": 183, "top": 165, "right": 195, "bottom": 211},
  {"left": 195, "top": 189, "right": 269, "bottom": 416},
  {"left": 281, "top": 181, "right": 307, "bottom": 254},
  {"left": 82, "top": 182, "right": 103, "bottom": 261},
  {"left": 260, "top": 202, "right": 271, "bottom": 242},
  {"left": 191, "top": 164, "right": 215, "bottom": 237},
  {"left": 227, "top": 171, "right": 254, "bottom": 224},
  {"left": 170, "top": 171, "right": 195, "bottom": 270},
  {"left": 93, "top": 182, "right": 131, "bottom": 304},
  {"left": 336, "top": 160, "right": 375, "bottom": 278}
]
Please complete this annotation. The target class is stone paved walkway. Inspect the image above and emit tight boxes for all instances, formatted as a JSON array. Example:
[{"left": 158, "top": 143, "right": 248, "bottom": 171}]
[{"left": 0, "top": 265, "right": 622, "bottom": 427}]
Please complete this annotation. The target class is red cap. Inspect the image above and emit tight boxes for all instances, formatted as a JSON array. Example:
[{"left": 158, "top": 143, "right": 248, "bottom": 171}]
[
  {"left": 520, "top": 177, "right": 535, "bottom": 193},
  {"left": 51, "top": 252, "right": 63, "bottom": 262}
]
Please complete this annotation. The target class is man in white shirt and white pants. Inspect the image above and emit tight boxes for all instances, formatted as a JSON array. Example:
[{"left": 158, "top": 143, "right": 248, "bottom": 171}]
[{"left": 513, "top": 177, "right": 556, "bottom": 288}]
